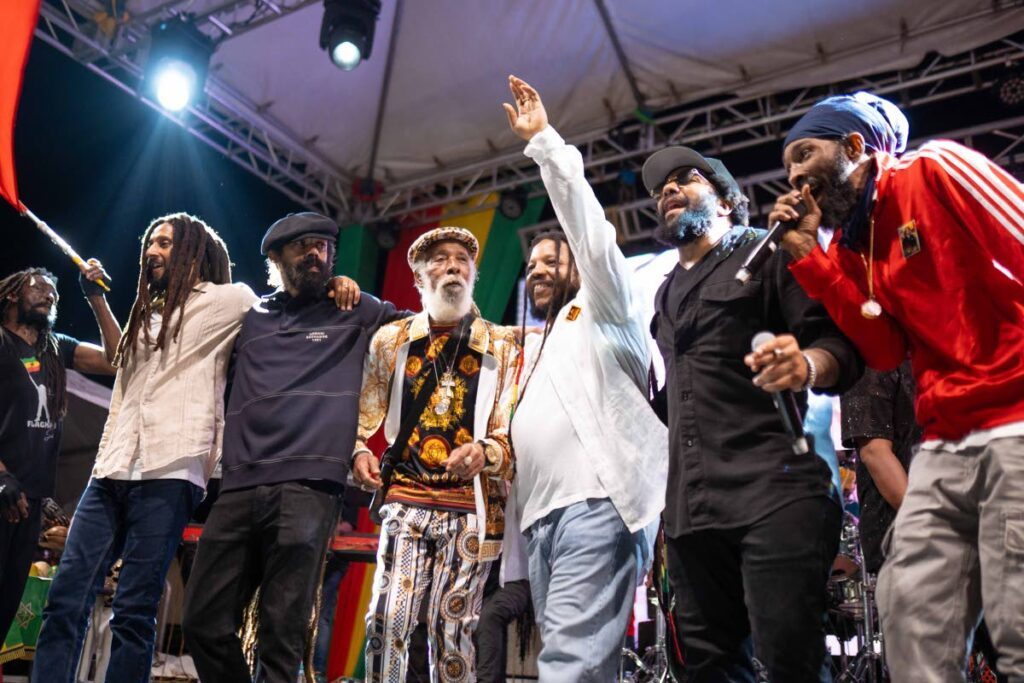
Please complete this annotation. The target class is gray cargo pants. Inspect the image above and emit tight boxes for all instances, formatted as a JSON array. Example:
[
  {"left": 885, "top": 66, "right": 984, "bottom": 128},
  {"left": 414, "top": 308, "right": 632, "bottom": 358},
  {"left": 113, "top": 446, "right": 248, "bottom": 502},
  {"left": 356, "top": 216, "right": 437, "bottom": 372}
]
[{"left": 877, "top": 435, "right": 1024, "bottom": 682}]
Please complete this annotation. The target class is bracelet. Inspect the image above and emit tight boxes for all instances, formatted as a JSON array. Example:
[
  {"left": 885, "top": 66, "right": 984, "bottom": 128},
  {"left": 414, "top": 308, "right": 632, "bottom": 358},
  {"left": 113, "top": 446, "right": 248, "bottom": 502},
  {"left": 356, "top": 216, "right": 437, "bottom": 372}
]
[
  {"left": 352, "top": 447, "right": 373, "bottom": 461},
  {"left": 800, "top": 352, "right": 817, "bottom": 391}
]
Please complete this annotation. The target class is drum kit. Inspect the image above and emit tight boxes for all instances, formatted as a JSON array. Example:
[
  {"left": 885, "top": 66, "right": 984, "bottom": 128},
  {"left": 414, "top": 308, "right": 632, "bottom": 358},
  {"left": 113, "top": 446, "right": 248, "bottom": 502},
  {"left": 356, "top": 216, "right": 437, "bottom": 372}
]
[{"left": 826, "top": 507, "right": 886, "bottom": 683}]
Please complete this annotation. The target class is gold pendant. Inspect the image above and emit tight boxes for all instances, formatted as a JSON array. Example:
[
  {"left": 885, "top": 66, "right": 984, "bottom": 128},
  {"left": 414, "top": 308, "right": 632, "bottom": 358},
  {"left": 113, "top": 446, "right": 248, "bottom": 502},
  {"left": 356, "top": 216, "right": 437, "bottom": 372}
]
[{"left": 860, "top": 298, "right": 882, "bottom": 319}]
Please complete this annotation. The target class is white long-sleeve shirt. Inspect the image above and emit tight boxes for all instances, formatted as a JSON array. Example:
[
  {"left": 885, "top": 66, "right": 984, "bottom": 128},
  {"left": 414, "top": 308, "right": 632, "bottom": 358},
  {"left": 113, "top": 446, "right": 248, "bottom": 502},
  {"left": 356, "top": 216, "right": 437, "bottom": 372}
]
[{"left": 510, "top": 126, "right": 668, "bottom": 535}]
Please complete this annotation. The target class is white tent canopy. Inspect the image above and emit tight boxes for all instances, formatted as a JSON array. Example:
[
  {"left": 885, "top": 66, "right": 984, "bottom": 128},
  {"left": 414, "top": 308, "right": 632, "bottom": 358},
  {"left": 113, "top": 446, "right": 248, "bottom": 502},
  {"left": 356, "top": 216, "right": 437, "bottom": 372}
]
[
  {"left": 127, "top": 0, "right": 1024, "bottom": 178},
  {"left": 40, "top": 0, "right": 1024, "bottom": 222}
]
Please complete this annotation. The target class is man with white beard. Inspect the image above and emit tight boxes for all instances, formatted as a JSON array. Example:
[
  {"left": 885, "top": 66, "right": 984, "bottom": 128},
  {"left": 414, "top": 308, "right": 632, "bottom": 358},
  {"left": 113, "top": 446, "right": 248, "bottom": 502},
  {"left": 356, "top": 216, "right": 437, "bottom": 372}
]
[{"left": 352, "top": 227, "right": 519, "bottom": 682}]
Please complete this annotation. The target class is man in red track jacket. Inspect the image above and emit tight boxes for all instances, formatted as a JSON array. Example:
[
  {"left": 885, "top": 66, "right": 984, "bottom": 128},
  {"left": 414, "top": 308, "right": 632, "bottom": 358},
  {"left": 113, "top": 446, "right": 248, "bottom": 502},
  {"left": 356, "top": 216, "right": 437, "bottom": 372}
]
[{"left": 771, "top": 92, "right": 1024, "bottom": 681}]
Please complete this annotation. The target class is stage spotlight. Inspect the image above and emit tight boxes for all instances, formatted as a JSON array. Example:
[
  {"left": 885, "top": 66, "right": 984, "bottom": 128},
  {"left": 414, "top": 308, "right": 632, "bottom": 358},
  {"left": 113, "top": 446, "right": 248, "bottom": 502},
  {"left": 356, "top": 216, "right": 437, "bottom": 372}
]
[
  {"left": 145, "top": 17, "right": 214, "bottom": 112},
  {"left": 499, "top": 187, "right": 528, "bottom": 220},
  {"left": 997, "top": 70, "right": 1024, "bottom": 107},
  {"left": 154, "top": 60, "right": 197, "bottom": 112},
  {"left": 320, "top": 0, "right": 381, "bottom": 71}
]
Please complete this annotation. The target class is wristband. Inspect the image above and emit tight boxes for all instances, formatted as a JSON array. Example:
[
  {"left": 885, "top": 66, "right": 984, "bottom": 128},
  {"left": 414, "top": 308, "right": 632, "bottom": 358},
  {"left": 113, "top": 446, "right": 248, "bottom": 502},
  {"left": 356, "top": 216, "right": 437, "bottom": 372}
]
[
  {"left": 79, "top": 271, "right": 106, "bottom": 298},
  {"left": 800, "top": 352, "right": 817, "bottom": 391}
]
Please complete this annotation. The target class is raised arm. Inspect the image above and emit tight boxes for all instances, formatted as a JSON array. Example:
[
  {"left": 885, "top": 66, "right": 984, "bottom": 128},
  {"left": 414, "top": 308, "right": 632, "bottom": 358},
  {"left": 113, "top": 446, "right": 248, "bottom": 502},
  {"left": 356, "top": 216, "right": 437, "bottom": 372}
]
[
  {"left": 505, "top": 75, "right": 638, "bottom": 325},
  {"left": 73, "top": 258, "right": 120, "bottom": 375}
]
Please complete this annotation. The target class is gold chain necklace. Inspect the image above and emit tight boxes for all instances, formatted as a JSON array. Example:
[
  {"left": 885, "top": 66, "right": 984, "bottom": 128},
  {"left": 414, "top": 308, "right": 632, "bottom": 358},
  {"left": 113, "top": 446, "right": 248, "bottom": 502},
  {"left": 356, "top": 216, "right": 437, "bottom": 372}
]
[
  {"left": 859, "top": 217, "right": 882, "bottom": 319},
  {"left": 428, "top": 324, "right": 464, "bottom": 415}
]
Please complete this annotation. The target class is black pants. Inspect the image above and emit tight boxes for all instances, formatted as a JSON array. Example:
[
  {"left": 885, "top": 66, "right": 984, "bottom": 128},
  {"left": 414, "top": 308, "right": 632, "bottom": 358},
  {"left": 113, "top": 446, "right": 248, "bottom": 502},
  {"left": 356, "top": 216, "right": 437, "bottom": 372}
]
[
  {"left": 474, "top": 573, "right": 531, "bottom": 683},
  {"left": 665, "top": 495, "right": 841, "bottom": 683},
  {"left": 182, "top": 482, "right": 339, "bottom": 683},
  {"left": 0, "top": 498, "right": 41, "bottom": 638}
]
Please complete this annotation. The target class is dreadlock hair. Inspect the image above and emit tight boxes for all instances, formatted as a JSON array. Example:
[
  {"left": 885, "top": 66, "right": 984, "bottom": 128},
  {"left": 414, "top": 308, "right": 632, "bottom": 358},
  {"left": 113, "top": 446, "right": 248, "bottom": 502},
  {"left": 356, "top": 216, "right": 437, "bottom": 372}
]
[
  {"left": 116, "top": 212, "right": 232, "bottom": 365},
  {"left": 0, "top": 268, "right": 67, "bottom": 418},
  {"left": 517, "top": 229, "right": 579, "bottom": 401}
]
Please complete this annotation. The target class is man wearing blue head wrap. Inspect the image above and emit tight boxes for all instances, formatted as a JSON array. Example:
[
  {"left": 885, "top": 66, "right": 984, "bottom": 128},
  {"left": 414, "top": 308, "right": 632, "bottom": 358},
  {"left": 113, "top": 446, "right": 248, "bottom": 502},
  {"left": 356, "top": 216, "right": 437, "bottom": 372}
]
[{"left": 771, "top": 92, "right": 1024, "bottom": 681}]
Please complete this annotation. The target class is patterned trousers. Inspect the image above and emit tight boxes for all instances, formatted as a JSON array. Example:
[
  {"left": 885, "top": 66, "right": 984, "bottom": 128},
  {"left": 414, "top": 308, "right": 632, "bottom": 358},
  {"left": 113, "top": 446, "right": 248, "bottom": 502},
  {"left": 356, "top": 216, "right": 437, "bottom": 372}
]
[{"left": 364, "top": 503, "right": 491, "bottom": 683}]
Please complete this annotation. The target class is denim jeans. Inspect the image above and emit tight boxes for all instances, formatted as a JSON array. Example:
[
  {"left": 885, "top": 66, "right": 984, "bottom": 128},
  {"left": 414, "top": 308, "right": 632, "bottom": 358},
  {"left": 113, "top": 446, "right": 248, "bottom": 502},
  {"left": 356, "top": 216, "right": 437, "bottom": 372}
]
[
  {"left": 32, "top": 477, "right": 202, "bottom": 683},
  {"left": 524, "top": 498, "right": 640, "bottom": 682}
]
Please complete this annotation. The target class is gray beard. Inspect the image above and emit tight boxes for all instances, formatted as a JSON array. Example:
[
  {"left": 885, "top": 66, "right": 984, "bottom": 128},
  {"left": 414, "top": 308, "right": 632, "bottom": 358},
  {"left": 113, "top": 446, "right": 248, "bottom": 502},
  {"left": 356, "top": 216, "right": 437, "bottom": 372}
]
[{"left": 654, "top": 192, "right": 718, "bottom": 247}]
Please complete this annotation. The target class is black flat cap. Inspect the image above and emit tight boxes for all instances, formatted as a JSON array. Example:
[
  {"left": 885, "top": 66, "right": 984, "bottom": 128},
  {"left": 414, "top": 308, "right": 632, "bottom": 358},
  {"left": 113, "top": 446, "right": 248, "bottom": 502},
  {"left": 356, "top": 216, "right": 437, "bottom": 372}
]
[
  {"left": 260, "top": 212, "right": 338, "bottom": 255},
  {"left": 641, "top": 146, "right": 739, "bottom": 197}
]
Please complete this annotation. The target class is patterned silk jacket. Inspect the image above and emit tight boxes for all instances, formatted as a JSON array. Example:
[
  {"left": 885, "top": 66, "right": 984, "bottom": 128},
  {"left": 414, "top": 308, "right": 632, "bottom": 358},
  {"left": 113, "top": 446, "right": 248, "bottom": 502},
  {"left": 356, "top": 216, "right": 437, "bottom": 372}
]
[{"left": 356, "top": 311, "right": 519, "bottom": 561}]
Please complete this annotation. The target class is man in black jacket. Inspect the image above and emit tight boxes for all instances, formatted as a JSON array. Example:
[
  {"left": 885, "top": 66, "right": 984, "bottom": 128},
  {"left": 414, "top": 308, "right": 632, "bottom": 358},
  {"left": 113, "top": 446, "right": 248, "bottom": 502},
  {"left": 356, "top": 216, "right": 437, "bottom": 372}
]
[
  {"left": 644, "top": 148, "right": 862, "bottom": 681},
  {"left": 182, "top": 213, "right": 399, "bottom": 683}
]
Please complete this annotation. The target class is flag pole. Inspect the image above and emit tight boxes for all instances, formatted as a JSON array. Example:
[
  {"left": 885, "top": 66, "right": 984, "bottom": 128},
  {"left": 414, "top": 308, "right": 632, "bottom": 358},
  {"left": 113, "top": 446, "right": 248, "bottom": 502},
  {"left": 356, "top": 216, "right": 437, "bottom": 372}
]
[{"left": 20, "top": 205, "right": 110, "bottom": 291}]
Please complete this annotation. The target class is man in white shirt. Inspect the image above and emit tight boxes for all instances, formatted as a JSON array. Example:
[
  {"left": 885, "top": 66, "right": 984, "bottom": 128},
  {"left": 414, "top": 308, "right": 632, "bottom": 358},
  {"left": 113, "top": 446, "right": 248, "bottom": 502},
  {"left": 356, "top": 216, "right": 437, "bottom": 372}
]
[
  {"left": 502, "top": 75, "right": 668, "bottom": 682},
  {"left": 32, "top": 212, "right": 257, "bottom": 683}
]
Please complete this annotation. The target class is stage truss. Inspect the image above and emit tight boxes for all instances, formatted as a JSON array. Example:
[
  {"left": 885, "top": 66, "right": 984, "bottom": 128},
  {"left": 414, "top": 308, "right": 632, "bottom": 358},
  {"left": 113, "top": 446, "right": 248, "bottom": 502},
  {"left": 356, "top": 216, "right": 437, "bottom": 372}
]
[{"left": 34, "top": 0, "right": 1024, "bottom": 251}]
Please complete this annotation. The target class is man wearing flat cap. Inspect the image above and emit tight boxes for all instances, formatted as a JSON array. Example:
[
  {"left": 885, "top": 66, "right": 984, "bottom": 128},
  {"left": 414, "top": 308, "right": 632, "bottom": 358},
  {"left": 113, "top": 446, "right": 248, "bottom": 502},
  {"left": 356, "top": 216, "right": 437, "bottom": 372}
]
[
  {"left": 352, "top": 226, "right": 518, "bottom": 682},
  {"left": 772, "top": 92, "right": 1024, "bottom": 680},
  {"left": 182, "top": 212, "right": 395, "bottom": 683},
  {"left": 639, "top": 120, "right": 863, "bottom": 682}
]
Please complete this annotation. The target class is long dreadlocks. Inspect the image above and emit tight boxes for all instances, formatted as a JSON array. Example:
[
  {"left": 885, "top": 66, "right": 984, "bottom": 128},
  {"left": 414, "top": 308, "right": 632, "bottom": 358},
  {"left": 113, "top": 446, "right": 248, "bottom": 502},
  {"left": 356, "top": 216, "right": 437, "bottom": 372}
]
[
  {"left": 116, "top": 212, "right": 231, "bottom": 365},
  {"left": 0, "top": 268, "right": 68, "bottom": 419},
  {"left": 517, "top": 229, "right": 579, "bottom": 401}
]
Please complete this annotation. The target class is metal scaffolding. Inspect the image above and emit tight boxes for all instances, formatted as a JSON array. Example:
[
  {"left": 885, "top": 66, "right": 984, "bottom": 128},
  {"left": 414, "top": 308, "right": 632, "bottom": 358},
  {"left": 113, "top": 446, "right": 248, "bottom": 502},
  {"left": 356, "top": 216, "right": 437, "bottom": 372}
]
[{"left": 33, "top": 0, "right": 1024, "bottom": 240}]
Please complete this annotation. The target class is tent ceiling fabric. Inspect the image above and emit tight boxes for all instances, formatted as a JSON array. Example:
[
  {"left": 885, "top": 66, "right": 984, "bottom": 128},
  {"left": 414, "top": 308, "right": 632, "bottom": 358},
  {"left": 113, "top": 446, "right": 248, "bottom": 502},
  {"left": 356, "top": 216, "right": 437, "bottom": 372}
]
[{"left": 133, "top": 0, "right": 1024, "bottom": 186}]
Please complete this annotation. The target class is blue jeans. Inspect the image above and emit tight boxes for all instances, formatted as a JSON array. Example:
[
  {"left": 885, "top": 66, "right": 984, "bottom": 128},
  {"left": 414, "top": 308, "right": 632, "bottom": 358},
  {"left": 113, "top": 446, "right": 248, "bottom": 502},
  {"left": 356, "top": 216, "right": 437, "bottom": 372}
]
[
  {"left": 524, "top": 498, "right": 640, "bottom": 682},
  {"left": 32, "top": 477, "right": 202, "bottom": 683}
]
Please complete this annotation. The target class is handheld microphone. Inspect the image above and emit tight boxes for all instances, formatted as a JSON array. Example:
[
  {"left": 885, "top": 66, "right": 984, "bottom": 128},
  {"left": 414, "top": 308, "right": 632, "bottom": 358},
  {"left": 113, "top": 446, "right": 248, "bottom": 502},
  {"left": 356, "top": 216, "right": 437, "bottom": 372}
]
[
  {"left": 750, "top": 331, "right": 810, "bottom": 455},
  {"left": 735, "top": 201, "right": 807, "bottom": 284}
]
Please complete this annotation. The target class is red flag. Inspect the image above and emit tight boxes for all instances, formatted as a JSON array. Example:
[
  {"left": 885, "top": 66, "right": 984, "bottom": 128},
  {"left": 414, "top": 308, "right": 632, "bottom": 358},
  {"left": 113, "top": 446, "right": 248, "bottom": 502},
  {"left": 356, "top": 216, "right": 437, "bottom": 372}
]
[{"left": 0, "top": 0, "right": 42, "bottom": 211}]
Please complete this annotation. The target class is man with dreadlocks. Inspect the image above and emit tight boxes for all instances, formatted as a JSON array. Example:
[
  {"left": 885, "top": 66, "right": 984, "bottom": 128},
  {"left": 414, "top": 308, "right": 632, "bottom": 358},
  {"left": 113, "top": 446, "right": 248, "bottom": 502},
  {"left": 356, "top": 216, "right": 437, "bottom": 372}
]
[
  {"left": 31, "top": 212, "right": 255, "bottom": 683},
  {"left": 352, "top": 226, "right": 518, "bottom": 682},
  {"left": 502, "top": 75, "right": 668, "bottom": 682},
  {"left": 33, "top": 212, "right": 359, "bottom": 683},
  {"left": 0, "top": 261, "right": 118, "bottom": 641}
]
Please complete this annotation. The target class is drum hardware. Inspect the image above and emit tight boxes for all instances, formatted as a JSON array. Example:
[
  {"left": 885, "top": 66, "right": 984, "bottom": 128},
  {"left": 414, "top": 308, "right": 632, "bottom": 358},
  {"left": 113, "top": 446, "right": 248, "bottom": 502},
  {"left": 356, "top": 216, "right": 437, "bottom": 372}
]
[{"left": 621, "top": 585, "right": 673, "bottom": 682}]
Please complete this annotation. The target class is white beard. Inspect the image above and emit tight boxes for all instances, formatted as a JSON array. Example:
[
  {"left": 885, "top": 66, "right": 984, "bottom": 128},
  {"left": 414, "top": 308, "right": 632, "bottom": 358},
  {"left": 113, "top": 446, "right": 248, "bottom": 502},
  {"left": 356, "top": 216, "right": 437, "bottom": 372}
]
[{"left": 419, "top": 273, "right": 474, "bottom": 322}]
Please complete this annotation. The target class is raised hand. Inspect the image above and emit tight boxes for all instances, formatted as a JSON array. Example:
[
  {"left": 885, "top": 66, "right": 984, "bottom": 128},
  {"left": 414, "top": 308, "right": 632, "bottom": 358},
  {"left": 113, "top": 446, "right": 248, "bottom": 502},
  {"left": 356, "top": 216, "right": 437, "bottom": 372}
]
[
  {"left": 771, "top": 185, "right": 822, "bottom": 261},
  {"left": 79, "top": 257, "right": 112, "bottom": 298},
  {"left": 503, "top": 75, "right": 549, "bottom": 141}
]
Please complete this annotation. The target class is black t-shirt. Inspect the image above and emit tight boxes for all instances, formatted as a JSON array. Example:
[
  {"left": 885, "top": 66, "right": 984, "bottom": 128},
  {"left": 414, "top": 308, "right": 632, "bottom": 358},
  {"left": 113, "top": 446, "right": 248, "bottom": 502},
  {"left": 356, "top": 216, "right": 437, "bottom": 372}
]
[
  {"left": 840, "top": 361, "right": 922, "bottom": 573},
  {"left": 0, "top": 329, "right": 78, "bottom": 499}
]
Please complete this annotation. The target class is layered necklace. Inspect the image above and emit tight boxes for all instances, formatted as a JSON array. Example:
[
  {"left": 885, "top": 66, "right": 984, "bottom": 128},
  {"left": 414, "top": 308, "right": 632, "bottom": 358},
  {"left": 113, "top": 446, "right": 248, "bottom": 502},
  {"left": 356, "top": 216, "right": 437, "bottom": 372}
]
[{"left": 428, "top": 320, "right": 465, "bottom": 415}]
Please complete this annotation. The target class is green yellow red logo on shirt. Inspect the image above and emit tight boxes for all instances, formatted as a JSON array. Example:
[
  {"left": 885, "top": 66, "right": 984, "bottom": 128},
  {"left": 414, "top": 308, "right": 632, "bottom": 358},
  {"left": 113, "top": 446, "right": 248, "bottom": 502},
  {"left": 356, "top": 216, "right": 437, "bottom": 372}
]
[{"left": 21, "top": 357, "right": 41, "bottom": 373}]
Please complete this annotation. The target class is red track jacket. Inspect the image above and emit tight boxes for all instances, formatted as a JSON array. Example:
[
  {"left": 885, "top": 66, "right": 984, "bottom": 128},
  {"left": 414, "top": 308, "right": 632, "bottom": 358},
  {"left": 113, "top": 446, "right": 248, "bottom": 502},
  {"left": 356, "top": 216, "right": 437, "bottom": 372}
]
[{"left": 789, "top": 140, "right": 1024, "bottom": 441}]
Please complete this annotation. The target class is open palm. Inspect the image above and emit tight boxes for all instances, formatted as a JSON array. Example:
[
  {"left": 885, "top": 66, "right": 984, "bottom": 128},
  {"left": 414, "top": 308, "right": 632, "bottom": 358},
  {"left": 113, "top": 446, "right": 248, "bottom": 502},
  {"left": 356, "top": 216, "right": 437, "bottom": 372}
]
[{"left": 503, "top": 75, "right": 549, "bottom": 141}]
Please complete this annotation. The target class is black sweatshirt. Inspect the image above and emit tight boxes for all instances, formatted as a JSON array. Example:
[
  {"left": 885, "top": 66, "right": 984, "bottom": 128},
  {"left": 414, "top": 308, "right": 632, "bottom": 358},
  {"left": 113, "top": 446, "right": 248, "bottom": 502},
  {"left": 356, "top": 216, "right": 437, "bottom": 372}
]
[{"left": 219, "top": 291, "right": 400, "bottom": 493}]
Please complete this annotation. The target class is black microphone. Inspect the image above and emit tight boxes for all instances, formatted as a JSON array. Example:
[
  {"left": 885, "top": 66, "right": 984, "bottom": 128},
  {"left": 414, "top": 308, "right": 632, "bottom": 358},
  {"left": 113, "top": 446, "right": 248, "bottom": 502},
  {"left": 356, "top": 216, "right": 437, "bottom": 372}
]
[
  {"left": 751, "top": 331, "right": 810, "bottom": 455},
  {"left": 735, "top": 201, "right": 807, "bottom": 284}
]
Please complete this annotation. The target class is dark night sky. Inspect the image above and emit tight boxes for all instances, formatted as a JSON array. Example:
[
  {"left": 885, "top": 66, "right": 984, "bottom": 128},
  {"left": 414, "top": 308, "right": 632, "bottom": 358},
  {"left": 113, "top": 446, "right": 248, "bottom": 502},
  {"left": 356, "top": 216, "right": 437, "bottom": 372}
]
[{"left": 0, "top": 39, "right": 303, "bottom": 346}]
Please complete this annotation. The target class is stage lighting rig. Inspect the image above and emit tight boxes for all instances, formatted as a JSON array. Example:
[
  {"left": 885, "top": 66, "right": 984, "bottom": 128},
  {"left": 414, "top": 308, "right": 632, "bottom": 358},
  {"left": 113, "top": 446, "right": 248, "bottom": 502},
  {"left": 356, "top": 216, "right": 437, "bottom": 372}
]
[
  {"left": 145, "top": 17, "right": 215, "bottom": 112},
  {"left": 319, "top": 0, "right": 382, "bottom": 71}
]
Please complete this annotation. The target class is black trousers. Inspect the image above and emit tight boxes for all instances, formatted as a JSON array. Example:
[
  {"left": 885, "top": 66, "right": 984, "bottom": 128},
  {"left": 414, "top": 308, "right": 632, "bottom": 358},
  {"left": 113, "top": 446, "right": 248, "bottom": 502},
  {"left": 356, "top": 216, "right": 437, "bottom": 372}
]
[
  {"left": 474, "top": 574, "right": 531, "bottom": 683},
  {"left": 665, "top": 495, "right": 841, "bottom": 683},
  {"left": 0, "top": 498, "right": 41, "bottom": 639},
  {"left": 182, "top": 482, "right": 339, "bottom": 683}
]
